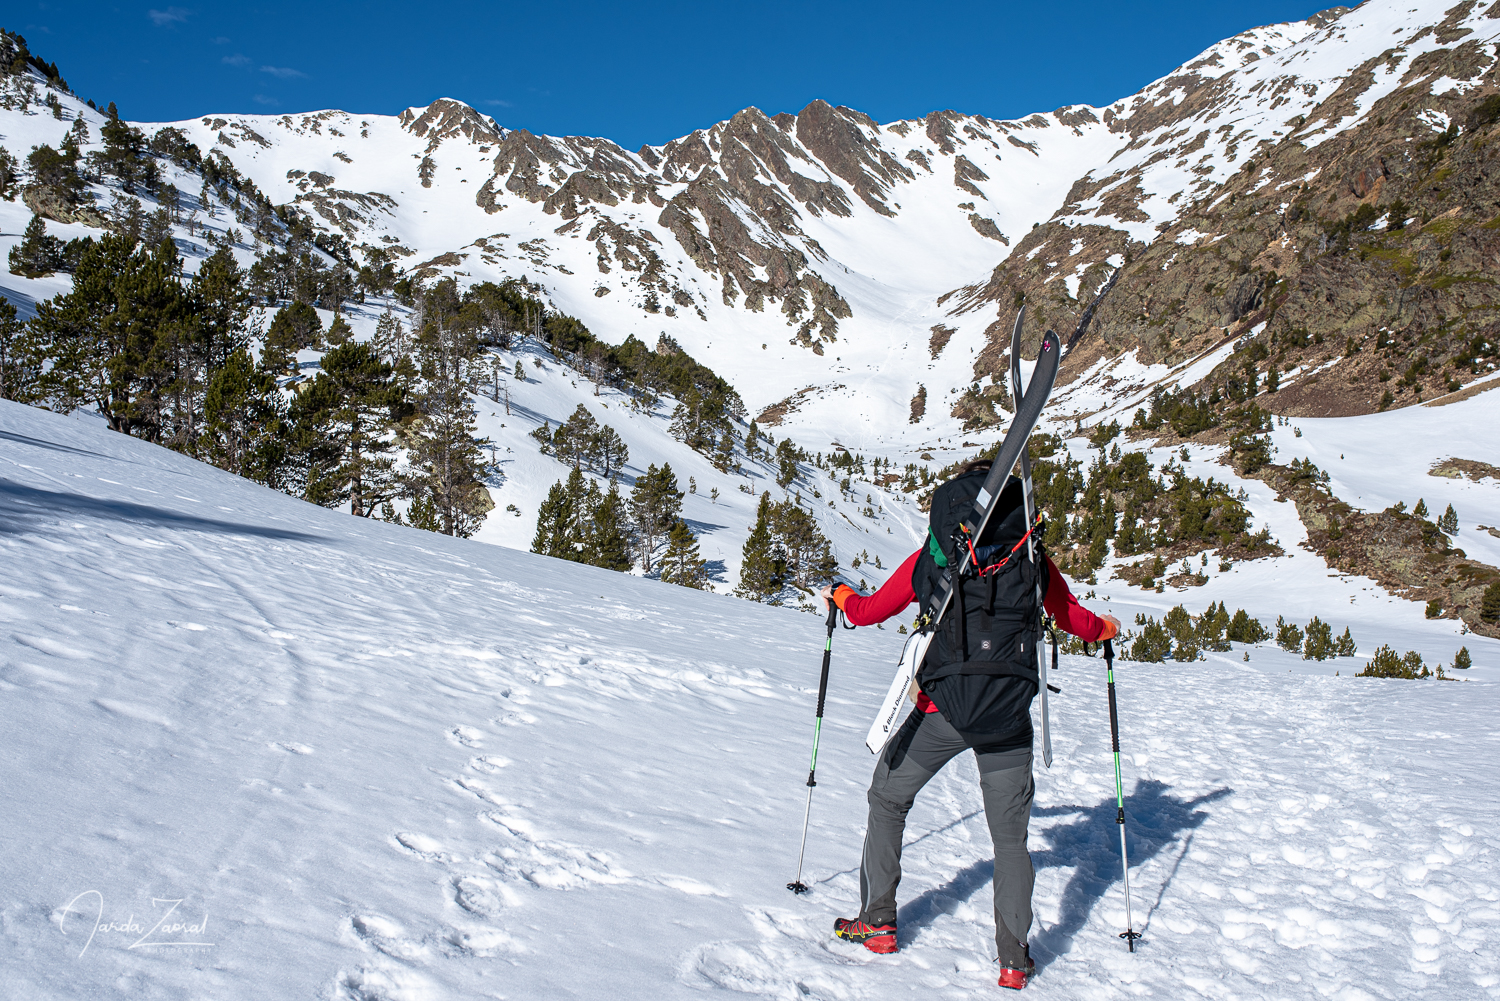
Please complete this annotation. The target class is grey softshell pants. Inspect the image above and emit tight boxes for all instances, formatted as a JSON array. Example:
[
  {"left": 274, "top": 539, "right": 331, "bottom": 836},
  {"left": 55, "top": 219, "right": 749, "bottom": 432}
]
[{"left": 857, "top": 707, "right": 1034, "bottom": 966}]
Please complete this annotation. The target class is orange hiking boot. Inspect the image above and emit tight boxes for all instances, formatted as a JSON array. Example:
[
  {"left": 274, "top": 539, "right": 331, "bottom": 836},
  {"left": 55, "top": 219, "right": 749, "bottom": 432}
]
[{"left": 833, "top": 917, "right": 898, "bottom": 954}]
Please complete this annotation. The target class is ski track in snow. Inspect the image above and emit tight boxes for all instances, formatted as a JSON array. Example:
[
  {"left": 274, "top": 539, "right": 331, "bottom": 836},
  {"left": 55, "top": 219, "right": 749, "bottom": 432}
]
[{"left": 3, "top": 402, "right": 1500, "bottom": 999}]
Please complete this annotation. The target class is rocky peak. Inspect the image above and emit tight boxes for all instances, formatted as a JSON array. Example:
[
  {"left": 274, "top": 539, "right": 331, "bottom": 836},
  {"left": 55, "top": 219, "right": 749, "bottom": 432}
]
[
  {"left": 794, "top": 99, "right": 913, "bottom": 216},
  {"left": 399, "top": 98, "right": 504, "bottom": 152}
]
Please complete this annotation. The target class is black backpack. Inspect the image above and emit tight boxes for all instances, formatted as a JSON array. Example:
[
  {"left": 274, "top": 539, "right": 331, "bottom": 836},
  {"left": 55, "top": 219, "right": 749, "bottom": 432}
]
[{"left": 911, "top": 469, "right": 1048, "bottom": 752}]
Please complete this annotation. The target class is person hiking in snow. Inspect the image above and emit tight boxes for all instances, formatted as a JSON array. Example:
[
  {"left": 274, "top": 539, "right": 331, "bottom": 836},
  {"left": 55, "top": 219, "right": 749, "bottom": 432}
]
[{"left": 820, "top": 458, "right": 1119, "bottom": 990}]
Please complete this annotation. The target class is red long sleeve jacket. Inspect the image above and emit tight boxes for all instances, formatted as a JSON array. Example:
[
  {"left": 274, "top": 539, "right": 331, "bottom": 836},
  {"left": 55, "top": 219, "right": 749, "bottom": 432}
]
[{"left": 841, "top": 550, "right": 1109, "bottom": 714}]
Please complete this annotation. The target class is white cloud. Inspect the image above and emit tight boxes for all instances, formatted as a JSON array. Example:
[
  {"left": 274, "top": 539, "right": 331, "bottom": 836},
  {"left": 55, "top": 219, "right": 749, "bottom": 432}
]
[
  {"left": 259, "top": 65, "right": 306, "bottom": 80},
  {"left": 147, "top": 7, "right": 190, "bottom": 26},
  {"left": 222, "top": 54, "right": 251, "bottom": 67},
  {"left": 483, "top": 99, "right": 513, "bottom": 108},
  {"left": 252, "top": 94, "right": 279, "bottom": 106}
]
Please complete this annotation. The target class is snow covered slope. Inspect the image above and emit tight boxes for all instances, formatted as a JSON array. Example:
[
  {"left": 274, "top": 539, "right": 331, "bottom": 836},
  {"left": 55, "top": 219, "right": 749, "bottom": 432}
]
[{"left": 4, "top": 400, "right": 1500, "bottom": 999}]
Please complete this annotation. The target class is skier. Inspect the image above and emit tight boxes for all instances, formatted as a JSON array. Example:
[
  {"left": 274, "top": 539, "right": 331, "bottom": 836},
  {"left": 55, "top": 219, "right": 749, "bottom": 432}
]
[{"left": 821, "top": 458, "right": 1119, "bottom": 990}]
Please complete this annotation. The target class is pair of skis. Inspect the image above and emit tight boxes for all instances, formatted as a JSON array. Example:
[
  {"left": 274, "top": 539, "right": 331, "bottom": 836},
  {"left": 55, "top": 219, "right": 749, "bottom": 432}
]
[
  {"left": 863, "top": 318, "right": 1062, "bottom": 756},
  {"left": 1010, "top": 307, "right": 1056, "bottom": 769}
]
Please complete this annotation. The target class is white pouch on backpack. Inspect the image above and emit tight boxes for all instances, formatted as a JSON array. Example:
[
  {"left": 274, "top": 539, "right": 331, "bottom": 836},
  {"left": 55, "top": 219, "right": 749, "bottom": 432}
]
[{"left": 865, "top": 630, "right": 933, "bottom": 754}]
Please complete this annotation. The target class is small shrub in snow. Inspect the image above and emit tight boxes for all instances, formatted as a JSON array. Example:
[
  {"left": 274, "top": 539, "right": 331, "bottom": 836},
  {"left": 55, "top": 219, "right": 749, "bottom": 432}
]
[
  {"left": 1359, "top": 645, "right": 1427, "bottom": 679},
  {"left": 1303, "top": 617, "right": 1336, "bottom": 660},
  {"left": 1276, "top": 616, "right": 1303, "bottom": 652},
  {"left": 1227, "top": 609, "right": 1270, "bottom": 644}
]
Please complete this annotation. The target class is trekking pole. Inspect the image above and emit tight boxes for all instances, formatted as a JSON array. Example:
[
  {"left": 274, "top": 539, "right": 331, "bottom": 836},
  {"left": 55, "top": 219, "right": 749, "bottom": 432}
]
[
  {"left": 1103, "top": 638, "right": 1141, "bottom": 950},
  {"left": 788, "top": 604, "right": 839, "bottom": 894}
]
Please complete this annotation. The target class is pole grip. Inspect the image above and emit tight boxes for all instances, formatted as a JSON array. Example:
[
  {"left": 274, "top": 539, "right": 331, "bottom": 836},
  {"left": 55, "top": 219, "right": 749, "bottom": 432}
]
[{"left": 811, "top": 604, "right": 836, "bottom": 718}]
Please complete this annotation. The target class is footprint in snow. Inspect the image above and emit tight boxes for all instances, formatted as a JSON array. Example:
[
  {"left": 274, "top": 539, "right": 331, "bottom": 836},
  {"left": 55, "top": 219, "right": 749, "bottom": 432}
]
[
  {"left": 336, "top": 963, "right": 439, "bottom": 1001},
  {"left": 446, "top": 725, "right": 484, "bottom": 747},
  {"left": 393, "top": 831, "right": 450, "bottom": 863},
  {"left": 467, "top": 755, "right": 512, "bottom": 773},
  {"left": 450, "top": 874, "right": 520, "bottom": 919},
  {"left": 349, "top": 913, "right": 429, "bottom": 964},
  {"left": 478, "top": 812, "right": 631, "bottom": 889}
]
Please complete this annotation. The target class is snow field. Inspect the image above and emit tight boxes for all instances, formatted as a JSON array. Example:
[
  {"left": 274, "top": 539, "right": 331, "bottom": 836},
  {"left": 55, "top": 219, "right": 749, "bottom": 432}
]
[{"left": 4, "top": 400, "right": 1500, "bottom": 1000}]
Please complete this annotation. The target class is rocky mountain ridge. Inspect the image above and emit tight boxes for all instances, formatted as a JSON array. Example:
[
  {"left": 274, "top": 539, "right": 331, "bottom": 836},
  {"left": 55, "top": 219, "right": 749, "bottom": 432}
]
[{"left": 112, "top": 1, "right": 1495, "bottom": 446}]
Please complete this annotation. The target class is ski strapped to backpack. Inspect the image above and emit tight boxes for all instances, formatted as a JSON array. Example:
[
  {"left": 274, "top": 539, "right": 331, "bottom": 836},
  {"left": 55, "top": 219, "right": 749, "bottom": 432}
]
[
  {"left": 1010, "top": 306, "right": 1054, "bottom": 769},
  {"left": 863, "top": 327, "right": 1062, "bottom": 754}
]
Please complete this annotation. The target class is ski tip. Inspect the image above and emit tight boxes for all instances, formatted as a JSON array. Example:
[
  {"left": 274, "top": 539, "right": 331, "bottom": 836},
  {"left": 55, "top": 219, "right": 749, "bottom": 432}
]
[{"left": 787, "top": 881, "right": 810, "bottom": 895}]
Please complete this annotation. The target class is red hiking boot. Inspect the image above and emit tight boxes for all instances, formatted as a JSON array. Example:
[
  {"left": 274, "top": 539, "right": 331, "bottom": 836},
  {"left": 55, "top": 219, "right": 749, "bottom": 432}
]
[
  {"left": 833, "top": 917, "right": 898, "bottom": 954},
  {"left": 997, "top": 954, "right": 1035, "bottom": 990}
]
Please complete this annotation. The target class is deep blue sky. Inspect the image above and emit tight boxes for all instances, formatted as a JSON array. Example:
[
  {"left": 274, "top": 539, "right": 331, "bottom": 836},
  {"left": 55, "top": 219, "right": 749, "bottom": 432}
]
[{"left": 13, "top": 1, "right": 1330, "bottom": 148}]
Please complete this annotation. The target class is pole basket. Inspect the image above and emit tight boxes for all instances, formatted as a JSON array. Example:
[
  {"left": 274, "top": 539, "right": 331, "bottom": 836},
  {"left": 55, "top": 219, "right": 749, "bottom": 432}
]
[
  {"left": 1120, "top": 929, "right": 1141, "bottom": 951},
  {"left": 787, "top": 881, "right": 809, "bottom": 895}
]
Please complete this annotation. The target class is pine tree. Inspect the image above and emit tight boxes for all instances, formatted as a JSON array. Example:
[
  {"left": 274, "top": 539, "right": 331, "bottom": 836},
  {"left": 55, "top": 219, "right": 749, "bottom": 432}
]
[
  {"left": 594, "top": 425, "right": 628, "bottom": 479},
  {"left": 408, "top": 493, "right": 443, "bottom": 533},
  {"left": 1302, "top": 616, "right": 1334, "bottom": 660},
  {"left": 1482, "top": 581, "right": 1500, "bottom": 624},
  {"left": 712, "top": 429, "right": 735, "bottom": 472},
  {"left": 1227, "top": 608, "right": 1269, "bottom": 644},
  {"left": 629, "top": 463, "right": 683, "bottom": 572},
  {"left": 744, "top": 420, "right": 760, "bottom": 458},
  {"left": 1413, "top": 497, "right": 1429, "bottom": 520},
  {"left": 1335, "top": 627, "right": 1357, "bottom": 657},
  {"left": 532, "top": 477, "right": 580, "bottom": 559},
  {"left": 263, "top": 301, "right": 322, "bottom": 375},
  {"left": 514, "top": 360, "right": 525, "bottom": 382},
  {"left": 8, "top": 214, "right": 65, "bottom": 277},
  {"left": 587, "top": 481, "right": 633, "bottom": 571},
  {"left": 775, "top": 439, "right": 800, "bottom": 488},
  {"left": 1275, "top": 615, "right": 1303, "bottom": 652},
  {"left": 0, "top": 297, "right": 43, "bottom": 403},
  {"left": 402, "top": 318, "right": 493, "bottom": 537},
  {"left": 553, "top": 404, "right": 599, "bottom": 469},
  {"left": 1453, "top": 646, "right": 1471, "bottom": 670},
  {"left": 0, "top": 147, "right": 18, "bottom": 201},
  {"left": 1359, "top": 644, "right": 1409, "bottom": 678},
  {"left": 1439, "top": 504, "right": 1459, "bottom": 534},
  {"left": 290, "top": 341, "right": 408, "bottom": 516},
  {"left": 30, "top": 232, "right": 196, "bottom": 438},
  {"left": 735, "top": 491, "right": 786, "bottom": 602},
  {"left": 659, "top": 520, "right": 710, "bottom": 589},
  {"left": 372, "top": 310, "right": 410, "bottom": 364},
  {"left": 770, "top": 497, "right": 837, "bottom": 588},
  {"left": 325, "top": 313, "right": 353, "bottom": 346},
  {"left": 194, "top": 239, "right": 251, "bottom": 371},
  {"left": 200, "top": 346, "right": 286, "bottom": 483}
]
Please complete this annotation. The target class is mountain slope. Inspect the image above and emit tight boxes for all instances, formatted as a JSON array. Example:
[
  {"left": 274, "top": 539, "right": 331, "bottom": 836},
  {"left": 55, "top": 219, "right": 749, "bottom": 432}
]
[
  {"left": 116, "top": 1, "right": 1500, "bottom": 444},
  {"left": 2, "top": 400, "right": 1498, "bottom": 999}
]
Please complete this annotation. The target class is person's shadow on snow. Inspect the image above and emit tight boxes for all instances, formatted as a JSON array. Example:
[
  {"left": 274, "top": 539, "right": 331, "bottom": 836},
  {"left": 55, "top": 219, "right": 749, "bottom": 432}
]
[{"left": 896, "top": 779, "right": 1230, "bottom": 963}]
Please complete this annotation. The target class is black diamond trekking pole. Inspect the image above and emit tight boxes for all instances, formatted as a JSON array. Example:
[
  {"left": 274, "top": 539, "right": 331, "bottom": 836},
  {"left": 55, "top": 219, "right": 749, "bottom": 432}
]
[
  {"left": 789, "top": 603, "right": 839, "bottom": 894},
  {"left": 1103, "top": 638, "right": 1141, "bottom": 950}
]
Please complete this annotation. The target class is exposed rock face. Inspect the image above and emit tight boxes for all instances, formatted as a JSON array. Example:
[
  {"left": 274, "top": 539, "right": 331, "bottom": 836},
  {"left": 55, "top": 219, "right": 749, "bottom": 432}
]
[
  {"left": 399, "top": 98, "right": 502, "bottom": 153},
  {"left": 793, "top": 100, "right": 912, "bottom": 216},
  {"left": 947, "top": 3, "right": 1500, "bottom": 419},
  {"left": 294, "top": 189, "right": 399, "bottom": 238},
  {"left": 23, "top": 185, "right": 108, "bottom": 228}
]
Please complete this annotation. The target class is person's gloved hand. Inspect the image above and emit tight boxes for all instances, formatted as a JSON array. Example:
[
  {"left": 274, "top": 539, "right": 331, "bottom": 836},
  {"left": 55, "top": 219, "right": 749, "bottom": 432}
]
[
  {"left": 829, "top": 584, "right": 857, "bottom": 611},
  {"left": 1097, "top": 614, "right": 1121, "bottom": 641}
]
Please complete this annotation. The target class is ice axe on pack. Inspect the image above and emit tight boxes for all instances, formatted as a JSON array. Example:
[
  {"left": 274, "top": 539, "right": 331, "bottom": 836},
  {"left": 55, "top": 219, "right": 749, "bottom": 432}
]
[{"left": 787, "top": 589, "right": 855, "bottom": 894}]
